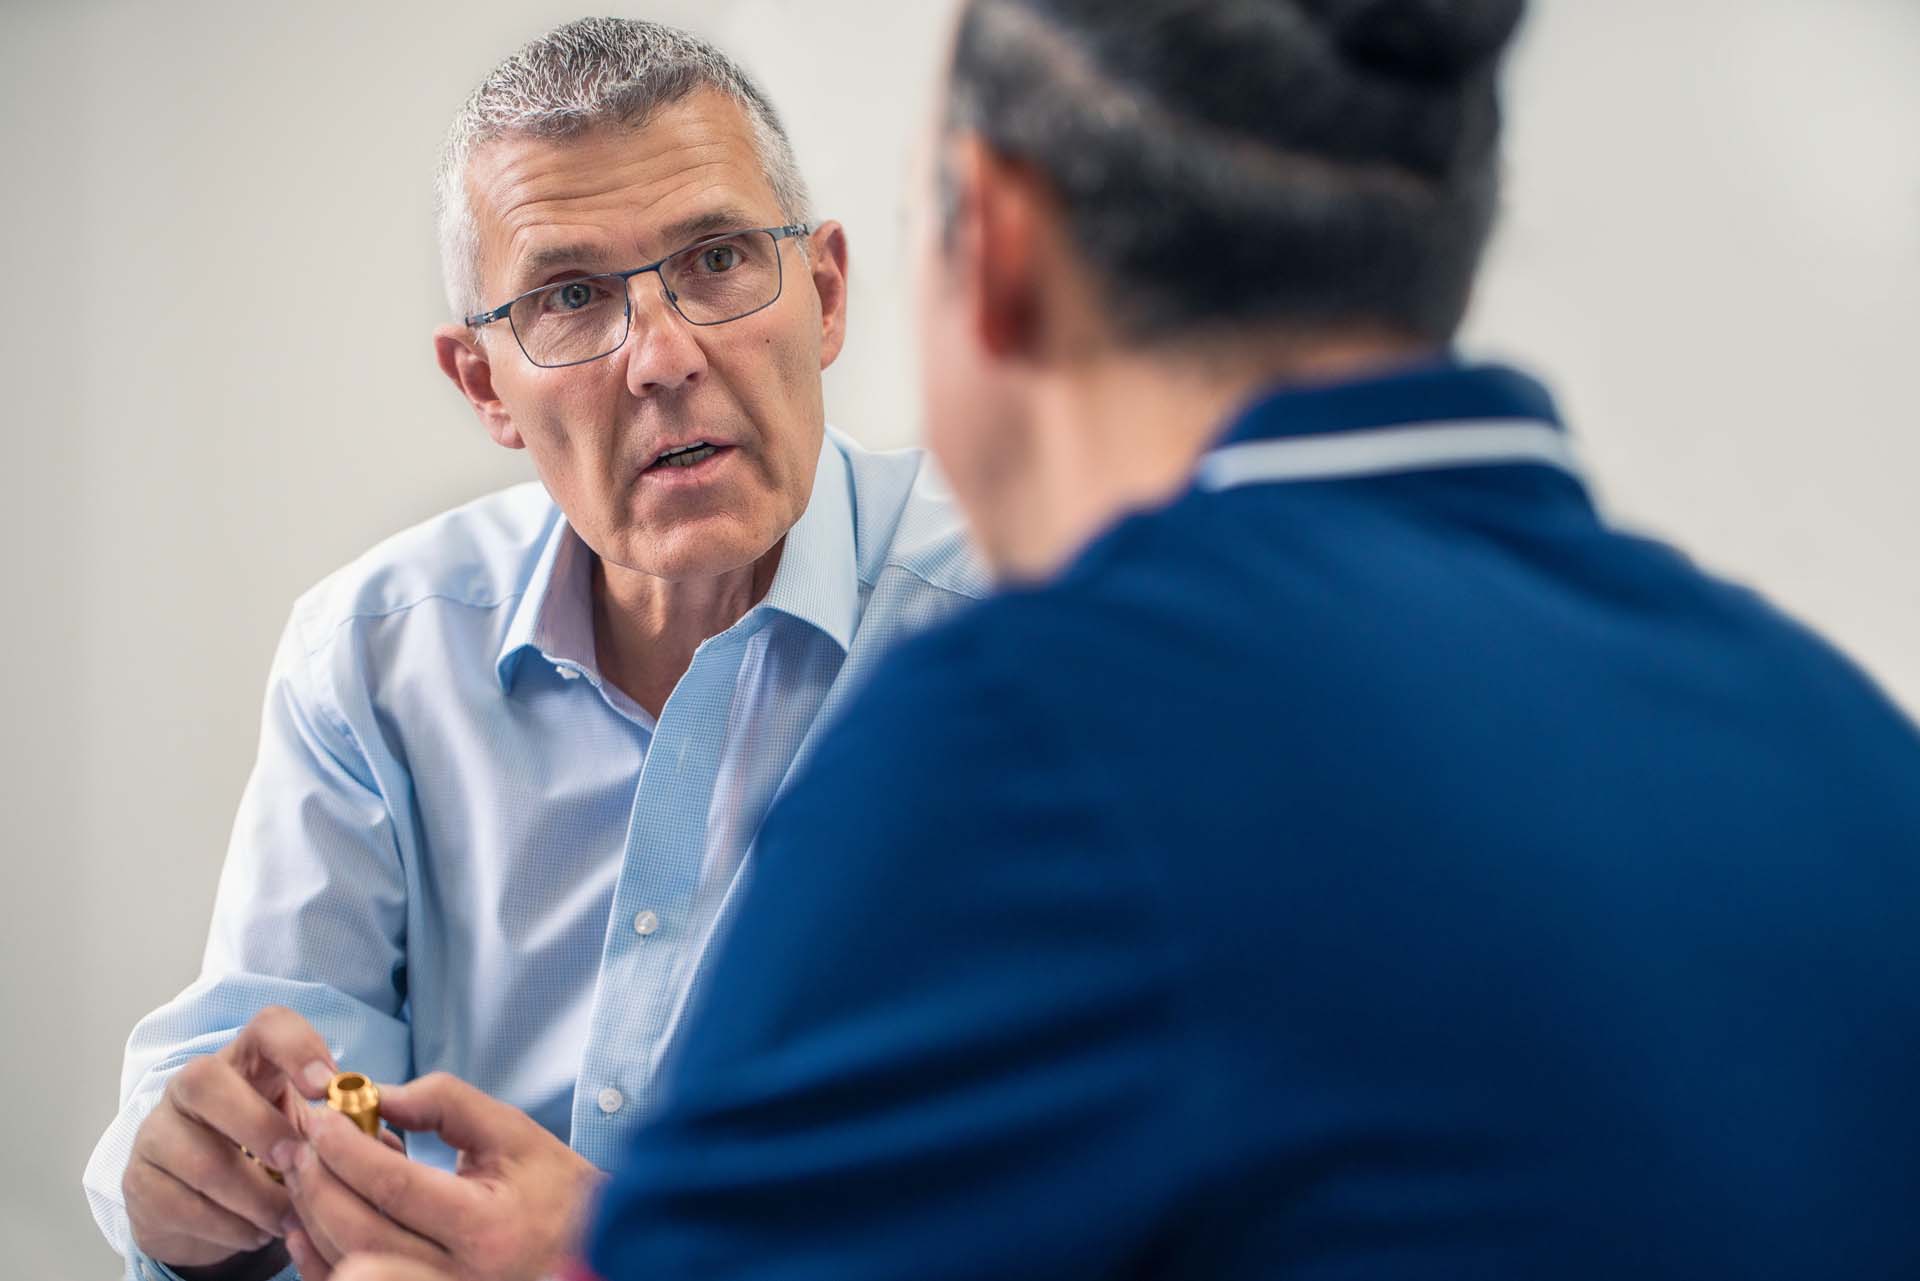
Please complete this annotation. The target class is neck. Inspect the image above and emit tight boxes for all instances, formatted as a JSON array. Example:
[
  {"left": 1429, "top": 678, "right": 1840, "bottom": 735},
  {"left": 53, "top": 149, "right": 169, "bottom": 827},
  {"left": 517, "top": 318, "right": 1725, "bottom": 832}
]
[
  {"left": 985, "top": 334, "right": 1438, "bottom": 582},
  {"left": 592, "top": 541, "right": 784, "bottom": 718}
]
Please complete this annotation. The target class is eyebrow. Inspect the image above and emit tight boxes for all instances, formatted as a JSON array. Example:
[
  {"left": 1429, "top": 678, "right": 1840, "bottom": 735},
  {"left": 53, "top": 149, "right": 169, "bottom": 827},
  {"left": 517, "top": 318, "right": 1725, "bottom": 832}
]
[
  {"left": 508, "top": 207, "right": 771, "bottom": 292},
  {"left": 656, "top": 207, "right": 767, "bottom": 249}
]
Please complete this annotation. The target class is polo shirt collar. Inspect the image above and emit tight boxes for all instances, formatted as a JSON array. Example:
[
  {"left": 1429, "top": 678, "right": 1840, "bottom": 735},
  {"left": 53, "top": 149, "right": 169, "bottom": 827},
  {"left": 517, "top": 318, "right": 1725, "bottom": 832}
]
[{"left": 1219, "top": 358, "right": 1565, "bottom": 448}]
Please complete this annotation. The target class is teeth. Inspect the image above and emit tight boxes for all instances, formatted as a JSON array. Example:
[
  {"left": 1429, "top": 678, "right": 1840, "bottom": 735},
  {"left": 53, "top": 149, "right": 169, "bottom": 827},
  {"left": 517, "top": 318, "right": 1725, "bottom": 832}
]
[{"left": 659, "top": 444, "right": 718, "bottom": 469}]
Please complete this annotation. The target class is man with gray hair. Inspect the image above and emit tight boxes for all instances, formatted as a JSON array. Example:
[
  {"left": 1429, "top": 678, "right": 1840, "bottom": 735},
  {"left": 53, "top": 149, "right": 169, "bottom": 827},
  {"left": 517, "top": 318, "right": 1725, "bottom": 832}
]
[{"left": 83, "top": 17, "right": 983, "bottom": 1281}]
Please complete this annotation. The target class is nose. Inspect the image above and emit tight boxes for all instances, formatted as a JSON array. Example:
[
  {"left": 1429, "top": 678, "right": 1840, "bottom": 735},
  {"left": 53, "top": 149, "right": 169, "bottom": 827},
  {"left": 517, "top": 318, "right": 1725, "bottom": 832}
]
[{"left": 619, "top": 277, "right": 708, "bottom": 396}]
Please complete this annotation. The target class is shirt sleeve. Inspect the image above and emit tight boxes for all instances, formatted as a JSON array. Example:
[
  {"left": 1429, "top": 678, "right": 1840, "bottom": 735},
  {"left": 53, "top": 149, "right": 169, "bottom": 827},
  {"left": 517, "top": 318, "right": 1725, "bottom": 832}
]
[
  {"left": 587, "top": 614, "right": 1189, "bottom": 1281},
  {"left": 83, "top": 613, "right": 413, "bottom": 1266},
  {"left": 128, "top": 1252, "right": 294, "bottom": 1281}
]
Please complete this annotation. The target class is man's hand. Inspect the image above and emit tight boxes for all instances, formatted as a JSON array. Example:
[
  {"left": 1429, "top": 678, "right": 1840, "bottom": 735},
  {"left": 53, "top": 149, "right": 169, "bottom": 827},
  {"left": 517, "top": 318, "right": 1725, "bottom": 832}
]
[
  {"left": 277, "top": 1071, "right": 606, "bottom": 1281},
  {"left": 123, "top": 1005, "right": 338, "bottom": 1273},
  {"left": 333, "top": 1258, "right": 457, "bottom": 1281},
  {"left": 333, "top": 1257, "right": 601, "bottom": 1281}
]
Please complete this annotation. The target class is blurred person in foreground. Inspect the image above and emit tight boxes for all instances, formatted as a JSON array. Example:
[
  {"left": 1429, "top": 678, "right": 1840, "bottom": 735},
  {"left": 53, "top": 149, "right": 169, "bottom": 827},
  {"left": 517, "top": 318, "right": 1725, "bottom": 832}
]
[
  {"left": 342, "top": 0, "right": 1920, "bottom": 1278},
  {"left": 83, "top": 16, "right": 983, "bottom": 1281}
]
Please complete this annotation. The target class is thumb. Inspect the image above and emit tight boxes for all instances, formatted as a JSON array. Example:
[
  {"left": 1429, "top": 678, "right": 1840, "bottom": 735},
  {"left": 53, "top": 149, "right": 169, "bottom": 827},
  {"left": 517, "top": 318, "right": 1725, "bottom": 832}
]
[
  {"left": 334, "top": 1255, "right": 449, "bottom": 1281},
  {"left": 227, "top": 1005, "right": 338, "bottom": 1102},
  {"left": 377, "top": 1072, "right": 522, "bottom": 1152}
]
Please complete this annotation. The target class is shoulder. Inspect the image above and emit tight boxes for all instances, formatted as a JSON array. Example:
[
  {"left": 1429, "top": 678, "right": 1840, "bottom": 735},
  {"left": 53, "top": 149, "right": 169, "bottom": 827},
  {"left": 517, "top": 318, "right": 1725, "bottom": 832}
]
[
  {"left": 778, "top": 578, "right": 1106, "bottom": 829},
  {"left": 829, "top": 428, "right": 992, "bottom": 607},
  {"left": 285, "top": 481, "right": 559, "bottom": 658},
  {"left": 754, "top": 587, "right": 1161, "bottom": 1012},
  {"left": 825, "top": 497, "right": 1217, "bottom": 736}
]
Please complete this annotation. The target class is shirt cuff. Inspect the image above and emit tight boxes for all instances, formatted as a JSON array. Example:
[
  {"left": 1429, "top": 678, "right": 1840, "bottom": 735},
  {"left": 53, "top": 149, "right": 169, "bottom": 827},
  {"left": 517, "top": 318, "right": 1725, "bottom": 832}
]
[{"left": 132, "top": 1252, "right": 298, "bottom": 1281}]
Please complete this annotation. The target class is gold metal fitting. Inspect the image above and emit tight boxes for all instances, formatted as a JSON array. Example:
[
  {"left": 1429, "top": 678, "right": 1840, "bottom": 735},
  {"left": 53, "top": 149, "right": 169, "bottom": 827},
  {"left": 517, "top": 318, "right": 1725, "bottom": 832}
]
[
  {"left": 241, "top": 1145, "right": 284, "bottom": 1184},
  {"left": 326, "top": 1072, "right": 382, "bottom": 1137}
]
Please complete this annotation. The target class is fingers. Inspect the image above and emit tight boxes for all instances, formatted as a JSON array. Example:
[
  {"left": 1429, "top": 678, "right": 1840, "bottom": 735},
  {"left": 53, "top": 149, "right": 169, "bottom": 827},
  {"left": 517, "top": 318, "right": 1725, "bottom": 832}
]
[
  {"left": 122, "top": 1011, "right": 337, "bottom": 1270},
  {"left": 167, "top": 1053, "right": 303, "bottom": 1179},
  {"left": 224, "top": 1005, "right": 338, "bottom": 1102},
  {"left": 124, "top": 1154, "right": 276, "bottom": 1261},
  {"left": 286, "top": 1226, "right": 335, "bottom": 1281},
  {"left": 138, "top": 1099, "right": 293, "bottom": 1237},
  {"left": 282, "top": 1119, "right": 451, "bottom": 1267},
  {"left": 301, "top": 1105, "right": 474, "bottom": 1244},
  {"left": 287, "top": 1188, "right": 348, "bottom": 1269},
  {"left": 334, "top": 1254, "right": 455, "bottom": 1281},
  {"left": 376, "top": 1071, "right": 524, "bottom": 1153}
]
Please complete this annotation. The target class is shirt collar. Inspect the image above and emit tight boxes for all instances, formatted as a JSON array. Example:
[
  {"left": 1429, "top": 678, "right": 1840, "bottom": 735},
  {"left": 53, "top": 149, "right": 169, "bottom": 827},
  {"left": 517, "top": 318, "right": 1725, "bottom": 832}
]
[
  {"left": 496, "top": 513, "right": 596, "bottom": 692},
  {"left": 754, "top": 431, "right": 860, "bottom": 654},
  {"left": 1218, "top": 358, "right": 1565, "bottom": 448},
  {"left": 495, "top": 433, "right": 860, "bottom": 692}
]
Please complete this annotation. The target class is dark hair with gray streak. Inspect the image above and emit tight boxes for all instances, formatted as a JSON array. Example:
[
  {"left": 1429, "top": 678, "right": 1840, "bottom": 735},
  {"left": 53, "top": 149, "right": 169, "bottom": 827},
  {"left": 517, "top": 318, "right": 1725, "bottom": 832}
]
[{"left": 943, "top": 0, "right": 1526, "bottom": 344}]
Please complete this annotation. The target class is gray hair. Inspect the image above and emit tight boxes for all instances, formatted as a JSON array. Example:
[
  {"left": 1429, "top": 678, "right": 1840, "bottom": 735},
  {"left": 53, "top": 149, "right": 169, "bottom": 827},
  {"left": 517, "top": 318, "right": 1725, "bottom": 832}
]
[{"left": 435, "top": 16, "right": 815, "bottom": 318}]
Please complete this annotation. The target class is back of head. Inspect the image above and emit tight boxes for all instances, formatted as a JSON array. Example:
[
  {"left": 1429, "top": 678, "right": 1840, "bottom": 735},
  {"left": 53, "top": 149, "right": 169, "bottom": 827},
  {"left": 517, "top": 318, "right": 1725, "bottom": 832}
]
[{"left": 944, "top": 0, "right": 1526, "bottom": 345}]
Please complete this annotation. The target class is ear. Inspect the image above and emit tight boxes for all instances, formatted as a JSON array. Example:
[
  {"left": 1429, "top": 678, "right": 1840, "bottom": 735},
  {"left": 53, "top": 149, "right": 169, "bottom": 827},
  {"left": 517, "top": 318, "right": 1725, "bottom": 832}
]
[
  {"left": 434, "top": 324, "right": 523, "bottom": 450},
  {"left": 806, "top": 221, "right": 851, "bottom": 371},
  {"left": 948, "top": 134, "right": 1047, "bottom": 362}
]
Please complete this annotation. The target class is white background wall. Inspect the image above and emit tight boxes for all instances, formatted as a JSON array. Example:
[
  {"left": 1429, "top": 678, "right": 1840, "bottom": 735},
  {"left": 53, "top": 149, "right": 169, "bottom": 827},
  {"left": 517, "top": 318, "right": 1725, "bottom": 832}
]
[{"left": 2, "top": 1, "right": 1914, "bottom": 1274}]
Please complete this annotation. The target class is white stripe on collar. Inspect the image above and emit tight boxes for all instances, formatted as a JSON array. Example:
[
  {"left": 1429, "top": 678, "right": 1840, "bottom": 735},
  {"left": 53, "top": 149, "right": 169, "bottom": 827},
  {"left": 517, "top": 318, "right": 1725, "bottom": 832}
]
[{"left": 1195, "top": 419, "right": 1583, "bottom": 493}]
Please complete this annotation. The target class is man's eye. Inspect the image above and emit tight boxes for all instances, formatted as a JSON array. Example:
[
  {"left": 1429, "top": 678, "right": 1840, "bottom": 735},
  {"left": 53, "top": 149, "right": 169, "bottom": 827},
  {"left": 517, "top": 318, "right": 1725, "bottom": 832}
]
[
  {"left": 700, "top": 245, "right": 740, "bottom": 274},
  {"left": 546, "top": 280, "right": 602, "bottom": 313}
]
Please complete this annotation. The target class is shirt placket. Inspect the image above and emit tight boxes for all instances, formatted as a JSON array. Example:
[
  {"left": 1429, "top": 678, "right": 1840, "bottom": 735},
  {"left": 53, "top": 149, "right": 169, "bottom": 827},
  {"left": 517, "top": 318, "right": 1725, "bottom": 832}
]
[{"left": 568, "top": 628, "right": 753, "bottom": 1167}]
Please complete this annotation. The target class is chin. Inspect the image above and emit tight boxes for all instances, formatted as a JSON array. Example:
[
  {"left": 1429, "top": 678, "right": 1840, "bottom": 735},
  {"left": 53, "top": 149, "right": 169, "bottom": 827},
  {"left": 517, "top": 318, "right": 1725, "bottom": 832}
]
[{"left": 612, "top": 516, "right": 779, "bottom": 583}]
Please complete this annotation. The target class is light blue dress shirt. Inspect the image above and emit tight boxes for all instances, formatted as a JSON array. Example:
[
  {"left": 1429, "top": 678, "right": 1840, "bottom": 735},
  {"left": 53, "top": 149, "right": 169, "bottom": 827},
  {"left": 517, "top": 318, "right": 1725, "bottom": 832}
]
[{"left": 83, "top": 429, "right": 987, "bottom": 1279}]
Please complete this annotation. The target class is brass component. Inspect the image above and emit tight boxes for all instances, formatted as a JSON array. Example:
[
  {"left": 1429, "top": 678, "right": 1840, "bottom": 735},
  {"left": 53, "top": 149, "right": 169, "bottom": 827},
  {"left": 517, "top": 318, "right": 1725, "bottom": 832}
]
[
  {"left": 238, "top": 1069, "right": 378, "bottom": 1181},
  {"left": 327, "top": 1072, "right": 382, "bottom": 1137},
  {"left": 241, "top": 1145, "right": 284, "bottom": 1184}
]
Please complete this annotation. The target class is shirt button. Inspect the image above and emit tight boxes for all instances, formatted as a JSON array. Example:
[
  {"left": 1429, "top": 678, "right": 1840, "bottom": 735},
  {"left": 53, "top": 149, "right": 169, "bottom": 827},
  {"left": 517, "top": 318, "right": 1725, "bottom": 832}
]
[
  {"left": 633, "top": 909, "right": 661, "bottom": 937},
  {"left": 556, "top": 664, "right": 581, "bottom": 680},
  {"left": 597, "top": 1087, "right": 624, "bottom": 1115}
]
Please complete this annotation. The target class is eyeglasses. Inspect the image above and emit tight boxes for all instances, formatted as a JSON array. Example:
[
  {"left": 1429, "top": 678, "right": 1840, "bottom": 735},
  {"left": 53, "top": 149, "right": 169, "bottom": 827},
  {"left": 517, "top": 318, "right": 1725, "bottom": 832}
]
[{"left": 465, "top": 223, "right": 812, "bottom": 369}]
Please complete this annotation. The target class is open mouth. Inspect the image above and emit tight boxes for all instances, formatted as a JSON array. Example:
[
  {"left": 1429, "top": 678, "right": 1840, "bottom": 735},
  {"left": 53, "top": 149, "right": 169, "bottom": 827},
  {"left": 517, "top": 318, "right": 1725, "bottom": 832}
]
[{"left": 646, "top": 441, "right": 727, "bottom": 473}]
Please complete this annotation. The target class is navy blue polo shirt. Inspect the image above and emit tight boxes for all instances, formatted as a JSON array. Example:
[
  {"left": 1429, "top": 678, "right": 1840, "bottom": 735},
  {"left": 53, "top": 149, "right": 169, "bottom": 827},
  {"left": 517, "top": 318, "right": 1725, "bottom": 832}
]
[{"left": 589, "top": 362, "right": 1920, "bottom": 1279}]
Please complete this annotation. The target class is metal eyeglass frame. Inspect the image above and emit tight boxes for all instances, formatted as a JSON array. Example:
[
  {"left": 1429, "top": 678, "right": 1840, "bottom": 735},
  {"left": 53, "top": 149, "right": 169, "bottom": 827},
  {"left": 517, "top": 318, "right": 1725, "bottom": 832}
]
[{"left": 463, "top": 223, "right": 814, "bottom": 368}]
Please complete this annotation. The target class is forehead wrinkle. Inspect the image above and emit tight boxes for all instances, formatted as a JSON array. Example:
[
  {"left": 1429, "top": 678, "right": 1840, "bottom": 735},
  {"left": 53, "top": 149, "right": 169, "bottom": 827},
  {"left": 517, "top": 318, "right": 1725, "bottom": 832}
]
[
  {"left": 467, "top": 88, "right": 792, "bottom": 299},
  {"left": 489, "top": 135, "right": 738, "bottom": 217},
  {"left": 490, "top": 151, "right": 769, "bottom": 292}
]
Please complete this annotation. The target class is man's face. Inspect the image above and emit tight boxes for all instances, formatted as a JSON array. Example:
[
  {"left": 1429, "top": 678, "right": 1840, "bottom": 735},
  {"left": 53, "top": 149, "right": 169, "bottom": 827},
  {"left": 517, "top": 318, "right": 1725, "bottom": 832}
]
[{"left": 447, "top": 92, "right": 847, "bottom": 583}]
